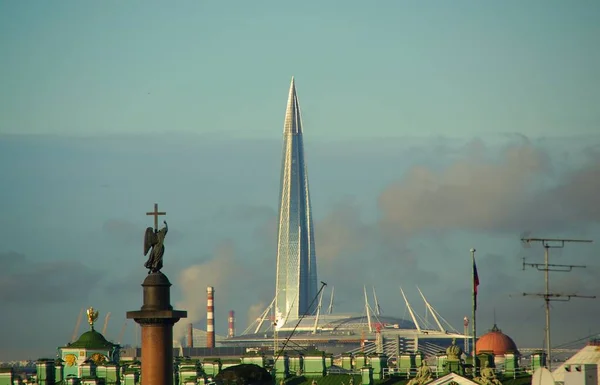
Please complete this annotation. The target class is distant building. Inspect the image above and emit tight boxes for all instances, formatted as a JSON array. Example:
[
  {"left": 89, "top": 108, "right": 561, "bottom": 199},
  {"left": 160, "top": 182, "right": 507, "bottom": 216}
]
[
  {"left": 275, "top": 77, "right": 318, "bottom": 322},
  {"left": 172, "top": 328, "right": 227, "bottom": 349},
  {"left": 228, "top": 80, "right": 469, "bottom": 356},
  {"left": 60, "top": 326, "right": 120, "bottom": 378}
]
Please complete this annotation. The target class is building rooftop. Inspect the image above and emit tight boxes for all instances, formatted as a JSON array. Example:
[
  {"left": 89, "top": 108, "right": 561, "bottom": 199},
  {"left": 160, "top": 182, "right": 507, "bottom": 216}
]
[
  {"left": 65, "top": 329, "right": 117, "bottom": 350},
  {"left": 475, "top": 324, "right": 519, "bottom": 356},
  {"left": 552, "top": 340, "right": 600, "bottom": 382}
]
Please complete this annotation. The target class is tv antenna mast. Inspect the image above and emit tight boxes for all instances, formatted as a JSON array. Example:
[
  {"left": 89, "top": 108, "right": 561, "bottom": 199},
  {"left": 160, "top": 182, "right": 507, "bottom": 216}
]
[{"left": 520, "top": 236, "right": 595, "bottom": 371}]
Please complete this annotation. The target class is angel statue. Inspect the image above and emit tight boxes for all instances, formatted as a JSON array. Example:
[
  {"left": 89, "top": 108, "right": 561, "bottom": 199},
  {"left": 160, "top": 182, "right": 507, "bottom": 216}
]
[{"left": 144, "top": 221, "right": 168, "bottom": 273}]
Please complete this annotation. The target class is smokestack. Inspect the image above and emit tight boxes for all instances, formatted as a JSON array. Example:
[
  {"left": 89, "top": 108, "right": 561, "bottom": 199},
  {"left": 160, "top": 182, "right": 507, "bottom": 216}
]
[
  {"left": 228, "top": 310, "right": 235, "bottom": 338},
  {"left": 206, "top": 286, "right": 215, "bottom": 348},
  {"left": 187, "top": 323, "right": 194, "bottom": 348}
]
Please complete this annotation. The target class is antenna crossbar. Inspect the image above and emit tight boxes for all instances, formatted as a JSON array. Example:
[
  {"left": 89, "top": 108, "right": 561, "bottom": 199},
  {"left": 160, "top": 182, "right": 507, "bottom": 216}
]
[
  {"left": 523, "top": 261, "right": 587, "bottom": 272},
  {"left": 521, "top": 238, "right": 593, "bottom": 247},
  {"left": 523, "top": 293, "right": 597, "bottom": 302},
  {"left": 520, "top": 236, "right": 594, "bottom": 371}
]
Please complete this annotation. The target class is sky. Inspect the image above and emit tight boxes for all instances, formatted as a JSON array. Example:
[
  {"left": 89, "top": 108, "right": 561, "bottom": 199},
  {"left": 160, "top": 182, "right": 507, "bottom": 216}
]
[
  {"left": 1, "top": 1, "right": 599, "bottom": 139},
  {"left": 0, "top": 1, "right": 600, "bottom": 361}
]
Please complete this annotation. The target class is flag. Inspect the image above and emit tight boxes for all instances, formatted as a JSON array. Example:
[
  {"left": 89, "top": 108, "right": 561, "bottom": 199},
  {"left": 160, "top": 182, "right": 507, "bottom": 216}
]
[{"left": 473, "top": 259, "right": 480, "bottom": 310}]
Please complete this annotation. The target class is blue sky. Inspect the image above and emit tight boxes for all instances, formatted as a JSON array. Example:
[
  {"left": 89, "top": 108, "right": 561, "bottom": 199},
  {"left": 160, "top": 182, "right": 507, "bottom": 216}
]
[
  {"left": 1, "top": 1, "right": 600, "bottom": 361},
  {"left": 1, "top": 1, "right": 599, "bottom": 138}
]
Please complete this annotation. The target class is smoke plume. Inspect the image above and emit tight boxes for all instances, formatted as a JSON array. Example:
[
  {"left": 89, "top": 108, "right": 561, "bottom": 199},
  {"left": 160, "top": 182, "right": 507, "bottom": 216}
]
[{"left": 173, "top": 241, "right": 244, "bottom": 342}]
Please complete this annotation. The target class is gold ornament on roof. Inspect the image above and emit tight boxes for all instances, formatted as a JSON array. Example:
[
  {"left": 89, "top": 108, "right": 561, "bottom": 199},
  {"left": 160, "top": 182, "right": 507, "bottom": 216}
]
[
  {"left": 65, "top": 354, "right": 77, "bottom": 367},
  {"left": 86, "top": 307, "right": 99, "bottom": 330},
  {"left": 91, "top": 353, "right": 107, "bottom": 365}
]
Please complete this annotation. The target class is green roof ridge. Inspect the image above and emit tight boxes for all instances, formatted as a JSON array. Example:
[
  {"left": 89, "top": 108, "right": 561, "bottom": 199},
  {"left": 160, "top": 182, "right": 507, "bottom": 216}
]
[{"left": 66, "top": 329, "right": 116, "bottom": 349}]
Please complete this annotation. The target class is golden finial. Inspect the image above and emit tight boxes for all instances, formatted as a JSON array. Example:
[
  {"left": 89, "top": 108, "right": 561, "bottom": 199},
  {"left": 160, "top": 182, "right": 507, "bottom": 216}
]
[{"left": 86, "top": 307, "right": 99, "bottom": 330}]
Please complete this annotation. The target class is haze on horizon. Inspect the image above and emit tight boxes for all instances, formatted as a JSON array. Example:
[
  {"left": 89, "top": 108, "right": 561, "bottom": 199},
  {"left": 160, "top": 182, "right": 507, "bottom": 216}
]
[{"left": 1, "top": 0, "right": 600, "bottom": 361}]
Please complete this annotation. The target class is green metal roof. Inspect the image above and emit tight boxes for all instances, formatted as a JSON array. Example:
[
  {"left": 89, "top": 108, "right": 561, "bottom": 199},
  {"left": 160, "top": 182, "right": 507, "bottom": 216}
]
[{"left": 66, "top": 329, "right": 116, "bottom": 349}]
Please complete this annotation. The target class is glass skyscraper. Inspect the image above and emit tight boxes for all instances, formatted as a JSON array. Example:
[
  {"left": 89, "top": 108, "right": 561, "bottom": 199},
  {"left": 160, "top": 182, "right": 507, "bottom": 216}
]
[{"left": 275, "top": 77, "right": 318, "bottom": 323}]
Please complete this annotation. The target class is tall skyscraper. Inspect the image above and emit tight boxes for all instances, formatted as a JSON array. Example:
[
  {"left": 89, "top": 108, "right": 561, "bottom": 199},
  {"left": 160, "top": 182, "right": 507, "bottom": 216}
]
[{"left": 275, "top": 77, "right": 318, "bottom": 322}]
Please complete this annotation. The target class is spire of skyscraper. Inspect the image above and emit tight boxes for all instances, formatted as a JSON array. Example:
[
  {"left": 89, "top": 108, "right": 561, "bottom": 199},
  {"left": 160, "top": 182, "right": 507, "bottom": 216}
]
[
  {"left": 284, "top": 77, "right": 302, "bottom": 135},
  {"left": 275, "top": 77, "right": 318, "bottom": 322}
]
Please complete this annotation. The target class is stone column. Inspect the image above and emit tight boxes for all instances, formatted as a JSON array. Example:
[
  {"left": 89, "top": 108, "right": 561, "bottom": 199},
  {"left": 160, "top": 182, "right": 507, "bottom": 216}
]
[{"left": 127, "top": 272, "right": 187, "bottom": 385}]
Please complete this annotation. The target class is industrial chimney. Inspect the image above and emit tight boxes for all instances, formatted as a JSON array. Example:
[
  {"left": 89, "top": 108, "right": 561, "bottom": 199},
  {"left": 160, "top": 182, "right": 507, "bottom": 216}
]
[
  {"left": 187, "top": 323, "right": 194, "bottom": 348},
  {"left": 206, "top": 286, "right": 215, "bottom": 348},
  {"left": 228, "top": 310, "right": 235, "bottom": 338}
]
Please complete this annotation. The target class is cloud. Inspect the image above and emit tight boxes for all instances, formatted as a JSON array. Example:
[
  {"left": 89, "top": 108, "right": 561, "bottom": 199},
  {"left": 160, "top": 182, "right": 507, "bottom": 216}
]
[
  {"left": 377, "top": 139, "right": 600, "bottom": 236},
  {"left": 541, "top": 152, "right": 600, "bottom": 224},
  {"left": 3, "top": 134, "right": 600, "bottom": 360},
  {"left": 164, "top": 136, "right": 600, "bottom": 348},
  {"left": 315, "top": 200, "right": 370, "bottom": 265},
  {"left": 308, "top": 200, "right": 445, "bottom": 312},
  {"left": 294, "top": 137, "right": 600, "bottom": 348},
  {"left": 0, "top": 251, "right": 103, "bottom": 361},
  {"left": 0, "top": 251, "right": 101, "bottom": 304}
]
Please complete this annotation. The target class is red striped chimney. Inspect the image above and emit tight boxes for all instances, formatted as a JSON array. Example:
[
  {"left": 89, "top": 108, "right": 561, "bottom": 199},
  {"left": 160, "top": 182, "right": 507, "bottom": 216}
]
[
  {"left": 206, "top": 286, "right": 215, "bottom": 348},
  {"left": 228, "top": 310, "right": 235, "bottom": 338},
  {"left": 186, "top": 323, "right": 194, "bottom": 348}
]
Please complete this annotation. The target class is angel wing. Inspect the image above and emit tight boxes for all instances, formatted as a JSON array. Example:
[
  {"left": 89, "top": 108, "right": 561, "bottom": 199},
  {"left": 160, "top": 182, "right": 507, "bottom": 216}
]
[{"left": 144, "top": 227, "right": 157, "bottom": 256}]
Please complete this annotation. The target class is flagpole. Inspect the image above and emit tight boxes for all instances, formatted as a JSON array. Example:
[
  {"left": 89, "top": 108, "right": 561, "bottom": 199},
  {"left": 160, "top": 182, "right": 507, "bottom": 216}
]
[{"left": 471, "top": 248, "right": 477, "bottom": 378}]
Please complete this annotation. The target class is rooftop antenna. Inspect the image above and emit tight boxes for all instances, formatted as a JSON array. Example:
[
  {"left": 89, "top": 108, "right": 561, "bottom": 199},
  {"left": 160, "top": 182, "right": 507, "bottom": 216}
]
[
  {"left": 327, "top": 286, "right": 335, "bottom": 315},
  {"left": 521, "top": 236, "right": 595, "bottom": 371}
]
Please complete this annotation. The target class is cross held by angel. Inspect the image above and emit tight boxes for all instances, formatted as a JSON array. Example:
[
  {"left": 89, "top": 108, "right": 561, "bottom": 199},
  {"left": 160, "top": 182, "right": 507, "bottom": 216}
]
[
  {"left": 144, "top": 220, "right": 168, "bottom": 273},
  {"left": 143, "top": 203, "right": 169, "bottom": 274}
]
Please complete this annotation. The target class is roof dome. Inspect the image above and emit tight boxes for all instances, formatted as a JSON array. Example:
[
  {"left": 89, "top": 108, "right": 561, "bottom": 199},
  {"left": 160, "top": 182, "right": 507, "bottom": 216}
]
[
  {"left": 67, "top": 329, "right": 116, "bottom": 350},
  {"left": 476, "top": 324, "right": 519, "bottom": 356}
]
